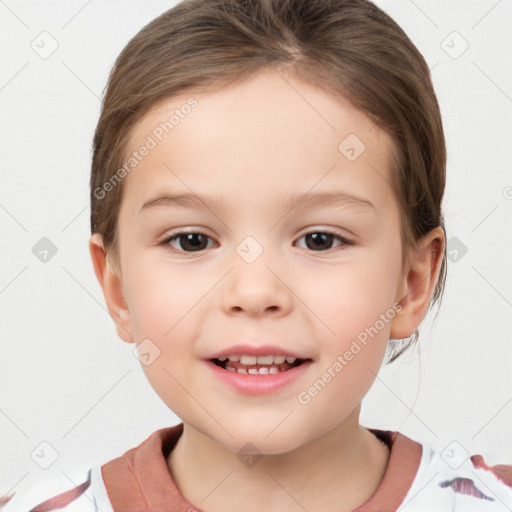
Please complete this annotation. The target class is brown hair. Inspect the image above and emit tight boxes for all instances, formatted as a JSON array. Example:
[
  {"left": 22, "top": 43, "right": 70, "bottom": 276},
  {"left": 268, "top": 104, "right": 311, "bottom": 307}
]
[{"left": 90, "top": 0, "right": 447, "bottom": 363}]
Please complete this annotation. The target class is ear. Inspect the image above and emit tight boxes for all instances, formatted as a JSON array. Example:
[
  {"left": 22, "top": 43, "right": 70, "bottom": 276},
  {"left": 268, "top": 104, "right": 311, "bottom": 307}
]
[
  {"left": 390, "top": 226, "right": 445, "bottom": 339},
  {"left": 89, "top": 234, "right": 134, "bottom": 344}
]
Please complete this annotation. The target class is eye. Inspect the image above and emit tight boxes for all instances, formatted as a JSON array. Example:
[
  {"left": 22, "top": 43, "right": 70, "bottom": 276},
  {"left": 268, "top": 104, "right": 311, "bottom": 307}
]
[
  {"left": 160, "top": 231, "right": 216, "bottom": 253},
  {"left": 159, "top": 229, "right": 354, "bottom": 254},
  {"left": 294, "top": 230, "right": 354, "bottom": 252}
]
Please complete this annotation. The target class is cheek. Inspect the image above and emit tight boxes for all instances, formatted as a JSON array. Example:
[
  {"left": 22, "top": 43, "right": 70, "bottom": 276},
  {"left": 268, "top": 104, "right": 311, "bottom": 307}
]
[
  {"left": 302, "top": 250, "right": 402, "bottom": 344},
  {"left": 124, "top": 260, "right": 206, "bottom": 413},
  {"left": 295, "top": 263, "right": 398, "bottom": 421},
  {"left": 123, "top": 255, "right": 211, "bottom": 341}
]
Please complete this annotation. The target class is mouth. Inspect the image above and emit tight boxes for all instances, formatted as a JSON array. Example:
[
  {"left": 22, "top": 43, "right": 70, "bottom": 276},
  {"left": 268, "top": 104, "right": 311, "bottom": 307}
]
[{"left": 209, "top": 355, "right": 310, "bottom": 375}]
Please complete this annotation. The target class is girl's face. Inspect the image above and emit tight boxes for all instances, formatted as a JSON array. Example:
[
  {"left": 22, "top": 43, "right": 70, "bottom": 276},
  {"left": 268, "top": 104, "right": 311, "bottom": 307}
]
[{"left": 109, "top": 69, "right": 408, "bottom": 453}]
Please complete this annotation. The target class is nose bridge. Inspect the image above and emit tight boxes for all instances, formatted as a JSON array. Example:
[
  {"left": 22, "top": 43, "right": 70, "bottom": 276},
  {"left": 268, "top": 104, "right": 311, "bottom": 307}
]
[
  {"left": 221, "top": 233, "right": 292, "bottom": 315},
  {"left": 235, "top": 234, "right": 267, "bottom": 266}
]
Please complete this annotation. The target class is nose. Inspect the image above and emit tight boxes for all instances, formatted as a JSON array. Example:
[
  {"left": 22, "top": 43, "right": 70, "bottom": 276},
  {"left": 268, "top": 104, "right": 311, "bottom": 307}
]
[{"left": 219, "top": 257, "right": 293, "bottom": 317}]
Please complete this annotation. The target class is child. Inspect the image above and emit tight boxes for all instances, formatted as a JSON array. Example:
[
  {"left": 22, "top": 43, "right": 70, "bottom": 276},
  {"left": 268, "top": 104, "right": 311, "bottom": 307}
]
[{"left": 15, "top": 0, "right": 511, "bottom": 510}]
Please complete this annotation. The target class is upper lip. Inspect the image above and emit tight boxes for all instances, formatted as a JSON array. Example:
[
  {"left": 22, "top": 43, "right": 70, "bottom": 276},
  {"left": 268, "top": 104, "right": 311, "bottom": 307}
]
[{"left": 205, "top": 344, "right": 310, "bottom": 360}]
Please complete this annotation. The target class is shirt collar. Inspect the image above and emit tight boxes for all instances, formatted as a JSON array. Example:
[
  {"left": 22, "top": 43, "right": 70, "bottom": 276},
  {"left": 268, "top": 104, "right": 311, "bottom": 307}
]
[{"left": 102, "top": 423, "right": 422, "bottom": 512}]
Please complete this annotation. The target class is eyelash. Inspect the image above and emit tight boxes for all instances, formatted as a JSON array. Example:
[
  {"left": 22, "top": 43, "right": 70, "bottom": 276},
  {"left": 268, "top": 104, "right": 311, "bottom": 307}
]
[{"left": 159, "top": 229, "right": 355, "bottom": 255}]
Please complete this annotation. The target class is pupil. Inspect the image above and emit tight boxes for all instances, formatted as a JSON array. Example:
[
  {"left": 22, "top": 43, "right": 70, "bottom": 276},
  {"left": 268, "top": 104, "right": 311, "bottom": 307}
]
[
  {"left": 181, "top": 233, "right": 207, "bottom": 251},
  {"left": 306, "top": 232, "right": 333, "bottom": 250}
]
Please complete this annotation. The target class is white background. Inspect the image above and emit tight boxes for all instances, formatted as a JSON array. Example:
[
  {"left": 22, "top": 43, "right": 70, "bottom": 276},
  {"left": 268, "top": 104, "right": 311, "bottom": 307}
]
[{"left": 1, "top": 0, "right": 511, "bottom": 510}]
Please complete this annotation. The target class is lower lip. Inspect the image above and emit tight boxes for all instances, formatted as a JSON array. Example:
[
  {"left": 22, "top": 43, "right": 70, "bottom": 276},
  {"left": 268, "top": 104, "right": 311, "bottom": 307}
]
[{"left": 204, "top": 360, "right": 312, "bottom": 395}]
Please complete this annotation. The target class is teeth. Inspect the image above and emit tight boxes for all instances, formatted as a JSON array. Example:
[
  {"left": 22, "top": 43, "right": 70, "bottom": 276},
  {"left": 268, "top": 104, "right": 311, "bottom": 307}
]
[
  {"left": 219, "top": 354, "right": 299, "bottom": 365},
  {"left": 215, "top": 354, "right": 306, "bottom": 375},
  {"left": 228, "top": 364, "right": 288, "bottom": 375},
  {"left": 256, "top": 355, "right": 273, "bottom": 365}
]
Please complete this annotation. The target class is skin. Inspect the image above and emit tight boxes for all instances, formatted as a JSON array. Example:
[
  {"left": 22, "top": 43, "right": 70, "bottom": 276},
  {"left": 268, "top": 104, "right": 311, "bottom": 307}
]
[{"left": 89, "top": 68, "right": 445, "bottom": 512}]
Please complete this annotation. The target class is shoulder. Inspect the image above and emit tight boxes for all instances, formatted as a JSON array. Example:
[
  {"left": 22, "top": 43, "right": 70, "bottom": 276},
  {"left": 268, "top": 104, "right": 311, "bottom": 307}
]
[
  {"left": 10, "top": 426, "right": 181, "bottom": 512},
  {"left": 400, "top": 436, "right": 512, "bottom": 510},
  {"left": 19, "top": 467, "right": 112, "bottom": 512}
]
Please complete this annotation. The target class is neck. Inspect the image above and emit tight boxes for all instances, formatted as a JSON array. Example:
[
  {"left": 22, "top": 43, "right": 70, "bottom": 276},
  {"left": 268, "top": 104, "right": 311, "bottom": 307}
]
[{"left": 167, "top": 409, "right": 390, "bottom": 512}]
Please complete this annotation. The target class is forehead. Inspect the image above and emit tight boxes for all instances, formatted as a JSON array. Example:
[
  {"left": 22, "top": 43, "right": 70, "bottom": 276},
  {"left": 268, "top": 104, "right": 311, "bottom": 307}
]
[{"left": 121, "top": 69, "right": 396, "bottom": 213}]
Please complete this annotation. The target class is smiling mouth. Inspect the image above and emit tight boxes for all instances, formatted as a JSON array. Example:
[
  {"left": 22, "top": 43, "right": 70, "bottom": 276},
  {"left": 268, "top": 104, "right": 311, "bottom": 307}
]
[{"left": 210, "top": 356, "right": 309, "bottom": 375}]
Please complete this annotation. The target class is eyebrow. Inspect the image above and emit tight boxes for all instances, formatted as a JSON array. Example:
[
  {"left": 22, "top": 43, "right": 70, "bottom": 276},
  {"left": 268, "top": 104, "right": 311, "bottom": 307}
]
[{"left": 140, "top": 191, "right": 376, "bottom": 214}]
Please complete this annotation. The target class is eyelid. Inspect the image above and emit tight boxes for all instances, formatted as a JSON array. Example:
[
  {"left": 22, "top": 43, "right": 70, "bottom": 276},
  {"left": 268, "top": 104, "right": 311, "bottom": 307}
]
[
  {"left": 295, "top": 228, "right": 356, "bottom": 250},
  {"left": 297, "top": 226, "right": 355, "bottom": 241},
  {"left": 159, "top": 228, "right": 217, "bottom": 249}
]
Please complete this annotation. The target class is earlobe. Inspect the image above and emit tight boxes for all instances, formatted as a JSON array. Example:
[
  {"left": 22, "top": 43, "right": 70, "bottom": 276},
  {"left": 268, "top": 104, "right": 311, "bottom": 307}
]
[
  {"left": 390, "top": 226, "right": 445, "bottom": 339},
  {"left": 88, "top": 234, "right": 134, "bottom": 344}
]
